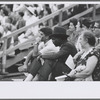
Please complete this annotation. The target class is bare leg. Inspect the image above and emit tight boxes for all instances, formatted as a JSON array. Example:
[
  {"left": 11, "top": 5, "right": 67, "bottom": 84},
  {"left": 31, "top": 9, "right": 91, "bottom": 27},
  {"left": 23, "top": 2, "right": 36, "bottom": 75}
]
[{"left": 24, "top": 74, "right": 34, "bottom": 81}]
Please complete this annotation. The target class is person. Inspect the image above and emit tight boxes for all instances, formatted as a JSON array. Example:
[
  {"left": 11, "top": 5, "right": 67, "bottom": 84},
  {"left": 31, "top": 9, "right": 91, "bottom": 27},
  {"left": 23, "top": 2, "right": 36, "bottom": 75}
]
[
  {"left": 18, "top": 6, "right": 39, "bottom": 43},
  {"left": 64, "top": 31, "right": 99, "bottom": 81},
  {"left": 16, "top": 11, "right": 26, "bottom": 30},
  {"left": 24, "top": 26, "right": 77, "bottom": 81},
  {"left": 67, "top": 18, "right": 78, "bottom": 43},
  {"left": 75, "top": 18, "right": 93, "bottom": 51},
  {"left": 18, "top": 27, "right": 60, "bottom": 73}
]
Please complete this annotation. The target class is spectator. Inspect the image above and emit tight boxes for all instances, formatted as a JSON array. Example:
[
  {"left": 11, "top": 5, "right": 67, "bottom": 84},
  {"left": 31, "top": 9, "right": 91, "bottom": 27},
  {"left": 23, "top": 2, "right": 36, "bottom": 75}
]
[
  {"left": 18, "top": 27, "right": 59, "bottom": 74},
  {"left": 16, "top": 11, "right": 26, "bottom": 30},
  {"left": 64, "top": 31, "right": 99, "bottom": 81},
  {"left": 24, "top": 26, "right": 77, "bottom": 81},
  {"left": 18, "top": 6, "right": 39, "bottom": 43}
]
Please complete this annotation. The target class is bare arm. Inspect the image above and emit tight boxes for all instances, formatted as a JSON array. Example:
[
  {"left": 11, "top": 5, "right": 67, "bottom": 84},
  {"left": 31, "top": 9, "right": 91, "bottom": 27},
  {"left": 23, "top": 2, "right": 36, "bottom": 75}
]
[
  {"left": 24, "top": 50, "right": 33, "bottom": 65},
  {"left": 68, "top": 56, "right": 98, "bottom": 78}
]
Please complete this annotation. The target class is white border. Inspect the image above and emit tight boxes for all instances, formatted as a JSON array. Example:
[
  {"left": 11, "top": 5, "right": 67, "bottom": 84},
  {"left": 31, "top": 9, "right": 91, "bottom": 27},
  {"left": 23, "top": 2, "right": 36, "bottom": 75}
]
[
  {"left": 0, "top": 1, "right": 100, "bottom": 4},
  {"left": 0, "top": 1, "right": 100, "bottom": 99}
]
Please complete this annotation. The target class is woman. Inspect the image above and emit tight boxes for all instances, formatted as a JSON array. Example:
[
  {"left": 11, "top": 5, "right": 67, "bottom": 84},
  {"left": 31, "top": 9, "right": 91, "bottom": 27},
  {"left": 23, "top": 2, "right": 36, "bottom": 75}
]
[{"left": 64, "top": 31, "right": 100, "bottom": 81}]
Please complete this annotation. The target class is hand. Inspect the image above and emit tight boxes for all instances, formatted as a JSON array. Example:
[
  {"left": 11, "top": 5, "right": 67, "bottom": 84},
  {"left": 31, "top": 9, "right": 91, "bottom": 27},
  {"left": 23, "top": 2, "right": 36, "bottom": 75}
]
[
  {"left": 67, "top": 70, "right": 76, "bottom": 78},
  {"left": 18, "top": 64, "right": 27, "bottom": 72},
  {"left": 36, "top": 37, "right": 42, "bottom": 43}
]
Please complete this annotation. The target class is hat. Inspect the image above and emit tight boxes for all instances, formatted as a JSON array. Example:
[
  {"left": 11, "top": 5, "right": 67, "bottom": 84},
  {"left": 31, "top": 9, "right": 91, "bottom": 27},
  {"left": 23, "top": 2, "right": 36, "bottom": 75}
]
[
  {"left": 39, "top": 27, "right": 53, "bottom": 36},
  {"left": 50, "top": 26, "right": 69, "bottom": 39},
  {"left": 26, "top": 6, "right": 35, "bottom": 15}
]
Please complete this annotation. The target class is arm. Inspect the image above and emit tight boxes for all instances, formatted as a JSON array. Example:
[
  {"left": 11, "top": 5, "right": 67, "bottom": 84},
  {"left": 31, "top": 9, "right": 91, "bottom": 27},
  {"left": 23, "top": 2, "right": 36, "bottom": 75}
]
[
  {"left": 24, "top": 50, "right": 33, "bottom": 66},
  {"left": 68, "top": 55, "right": 98, "bottom": 78},
  {"left": 41, "top": 43, "right": 72, "bottom": 60}
]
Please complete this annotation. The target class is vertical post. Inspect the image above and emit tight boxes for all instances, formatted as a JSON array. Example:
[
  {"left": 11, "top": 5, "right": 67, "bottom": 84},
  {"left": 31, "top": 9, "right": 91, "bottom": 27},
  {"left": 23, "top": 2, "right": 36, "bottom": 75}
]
[
  {"left": 49, "top": 18, "right": 53, "bottom": 28},
  {"left": 93, "top": 4, "right": 96, "bottom": 20},
  {"left": 59, "top": 10, "right": 63, "bottom": 26},
  {"left": 2, "top": 38, "right": 7, "bottom": 73}
]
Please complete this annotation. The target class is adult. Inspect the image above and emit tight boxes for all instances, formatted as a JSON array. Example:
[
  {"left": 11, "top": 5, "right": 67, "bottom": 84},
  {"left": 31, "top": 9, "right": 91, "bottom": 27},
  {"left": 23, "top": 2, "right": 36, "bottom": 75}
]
[
  {"left": 25, "top": 26, "right": 77, "bottom": 81},
  {"left": 64, "top": 31, "right": 99, "bottom": 81},
  {"left": 18, "top": 6, "right": 39, "bottom": 43},
  {"left": 18, "top": 27, "right": 59, "bottom": 74}
]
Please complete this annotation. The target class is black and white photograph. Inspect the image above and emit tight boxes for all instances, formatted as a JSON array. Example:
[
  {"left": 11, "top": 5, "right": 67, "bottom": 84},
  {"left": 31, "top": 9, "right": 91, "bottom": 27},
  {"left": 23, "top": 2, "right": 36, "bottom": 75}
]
[{"left": 0, "top": 1, "right": 100, "bottom": 99}]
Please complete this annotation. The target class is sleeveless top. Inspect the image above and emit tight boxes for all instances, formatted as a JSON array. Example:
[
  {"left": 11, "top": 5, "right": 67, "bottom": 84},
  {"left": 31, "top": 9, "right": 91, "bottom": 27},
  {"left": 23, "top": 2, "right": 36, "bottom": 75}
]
[{"left": 75, "top": 48, "right": 100, "bottom": 81}]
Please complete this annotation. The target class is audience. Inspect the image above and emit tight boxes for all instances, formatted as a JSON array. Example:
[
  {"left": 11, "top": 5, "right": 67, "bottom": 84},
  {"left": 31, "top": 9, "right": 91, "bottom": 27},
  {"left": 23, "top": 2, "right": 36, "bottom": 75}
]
[
  {"left": 0, "top": 4, "right": 100, "bottom": 81},
  {"left": 24, "top": 26, "right": 77, "bottom": 81},
  {"left": 63, "top": 31, "right": 100, "bottom": 81}
]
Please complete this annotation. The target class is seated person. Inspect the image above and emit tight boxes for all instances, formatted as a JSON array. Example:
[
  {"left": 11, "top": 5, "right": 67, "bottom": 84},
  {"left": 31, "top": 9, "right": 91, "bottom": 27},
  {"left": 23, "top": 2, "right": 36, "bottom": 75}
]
[
  {"left": 24, "top": 26, "right": 77, "bottom": 81},
  {"left": 18, "top": 27, "right": 60, "bottom": 72},
  {"left": 64, "top": 31, "right": 99, "bottom": 81}
]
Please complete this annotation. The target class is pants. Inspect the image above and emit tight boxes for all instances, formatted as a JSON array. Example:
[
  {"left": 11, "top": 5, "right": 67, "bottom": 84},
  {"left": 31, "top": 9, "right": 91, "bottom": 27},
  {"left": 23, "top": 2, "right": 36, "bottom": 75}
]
[
  {"left": 38, "top": 59, "right": 56, "bottom": 81},
  {"left": 29, "top": 58, "right": 55, "bottom": 81},
  {"left": 50, "top": 62, "right": 71, "bottom": 81}
]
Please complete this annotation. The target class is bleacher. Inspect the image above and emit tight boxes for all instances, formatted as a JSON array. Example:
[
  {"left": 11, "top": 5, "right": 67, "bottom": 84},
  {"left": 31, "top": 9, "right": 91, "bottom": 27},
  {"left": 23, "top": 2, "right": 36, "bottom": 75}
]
[{"left": 0, "top": 4, "right": 100, "bottom": 81}]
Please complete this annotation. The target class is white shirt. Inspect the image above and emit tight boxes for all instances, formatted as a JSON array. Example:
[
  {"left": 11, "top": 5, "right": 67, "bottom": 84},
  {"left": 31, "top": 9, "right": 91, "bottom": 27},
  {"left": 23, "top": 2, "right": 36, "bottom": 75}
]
[
  {"left": 39, "top": 39, "right": 60, "bottom": 55},
  {"left": 25, "top": 15, "right": 39, "bottom": 36}
]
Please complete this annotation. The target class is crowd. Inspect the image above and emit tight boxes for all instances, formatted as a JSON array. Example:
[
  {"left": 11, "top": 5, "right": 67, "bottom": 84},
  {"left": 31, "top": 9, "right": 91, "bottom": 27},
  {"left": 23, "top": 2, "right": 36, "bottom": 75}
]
[
  {"left": 0, "top": 4, "right": 100, "bottom": 81},
  {"left": 19, "top": 16, "right": 100, "bottom": 81}
]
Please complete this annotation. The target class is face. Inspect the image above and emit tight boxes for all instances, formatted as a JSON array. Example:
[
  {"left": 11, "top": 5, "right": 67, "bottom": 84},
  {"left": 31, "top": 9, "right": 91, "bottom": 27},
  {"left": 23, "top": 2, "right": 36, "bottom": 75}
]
[
  {"left": 69, "top": 22, "right": 75, "bottom": 30},
  {"left": 38, "top": 30, "right": 46, "bottom": 41},
  {"left": 0, "top": 9, "right": 4, "bottom": 16},
  {"left": 93, "top": 22, "right": 99, "bottom": 31},
  {"left": 52, "top": 37, "right": 62, "bottom": 46},
  {"left": 79, "top": 34, "right": 87, "bottom": 48},
  {"left": 76, "top": 21, "right": 81, "bottom": 31}
]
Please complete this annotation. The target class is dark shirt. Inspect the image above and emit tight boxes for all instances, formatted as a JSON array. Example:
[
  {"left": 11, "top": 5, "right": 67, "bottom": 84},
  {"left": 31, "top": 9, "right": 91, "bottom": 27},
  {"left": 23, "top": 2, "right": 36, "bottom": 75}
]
[{"left": 42, "top": 41, "right": 77, "bottom": 62}]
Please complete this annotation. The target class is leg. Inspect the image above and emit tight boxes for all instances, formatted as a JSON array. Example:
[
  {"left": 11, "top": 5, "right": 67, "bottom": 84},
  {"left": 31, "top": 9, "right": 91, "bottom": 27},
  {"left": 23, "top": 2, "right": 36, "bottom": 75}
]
[
  {"left": 38, "top": 59, "right": 56, "bottom": 81},
  {"left": 24, "top": 73, "right": 33, "bottom": 81},
  {"left": 24, "top": 58, "right": 42, "bottom": 81},
  {"left": 50, "top": 62, "right": 71, "bottom": 81}
]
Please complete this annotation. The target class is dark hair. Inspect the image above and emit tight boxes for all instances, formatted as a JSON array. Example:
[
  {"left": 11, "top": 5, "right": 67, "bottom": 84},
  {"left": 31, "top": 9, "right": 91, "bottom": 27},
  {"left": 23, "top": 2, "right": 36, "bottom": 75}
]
[
  {"left": 45, "top": 4, "right": 49, "bottom": 8},
  {"left": 2, "top": 8, "right": 8, "bottom": 16},
  {"left": 39, "top": 23, "right": 44, "bottom": 27},
  {"left": 19, "top": 12, "right": 24, "bottom": 17},
  {"left": 39, "top": 27, "right": 52, "bottom": 36},
  {"left": 82, "top": 18, "right": 92, "bottom": 28},
  {"left": 70, "top": 18, "right": 78, "bottom": 26},
  {"left": 45, "top": 7, "right": 52, "bottom": 14},
  {"left": 83, "top": 31, "right": 96, "bottom": 46},
  {"left": 34, "top": 4, "right": 38, "bottom": 7},
  {"left": 6, "top": 4, "right": 13, "bottom": 12}
]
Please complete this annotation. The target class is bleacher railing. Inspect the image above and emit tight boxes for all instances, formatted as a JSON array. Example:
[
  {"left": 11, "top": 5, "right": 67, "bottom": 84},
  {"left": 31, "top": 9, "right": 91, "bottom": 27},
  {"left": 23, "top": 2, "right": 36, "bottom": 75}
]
[{"left": 0, "top": 4, "right": 100, "bottom": 73}]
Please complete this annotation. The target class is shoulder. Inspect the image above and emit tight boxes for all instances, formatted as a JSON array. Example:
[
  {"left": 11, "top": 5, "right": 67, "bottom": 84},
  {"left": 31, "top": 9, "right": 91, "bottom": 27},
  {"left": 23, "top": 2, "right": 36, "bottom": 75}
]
[
  {"left": 88, "top": 48, "right": 100, "bottom": 60},
  {"left": 64, "top": 42, "right": 76, "bottom": 48}
]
